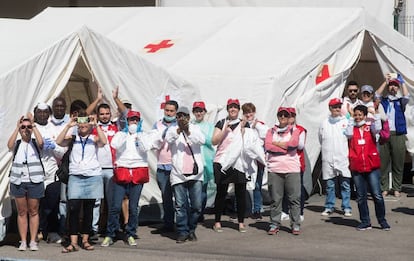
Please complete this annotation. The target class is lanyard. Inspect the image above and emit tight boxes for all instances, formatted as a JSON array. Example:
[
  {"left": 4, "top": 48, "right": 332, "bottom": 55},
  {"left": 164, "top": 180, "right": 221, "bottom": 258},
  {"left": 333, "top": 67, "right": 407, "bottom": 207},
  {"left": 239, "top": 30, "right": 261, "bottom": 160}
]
[{"left": 79, "top": 135, "right": 90, "bottom": 161}]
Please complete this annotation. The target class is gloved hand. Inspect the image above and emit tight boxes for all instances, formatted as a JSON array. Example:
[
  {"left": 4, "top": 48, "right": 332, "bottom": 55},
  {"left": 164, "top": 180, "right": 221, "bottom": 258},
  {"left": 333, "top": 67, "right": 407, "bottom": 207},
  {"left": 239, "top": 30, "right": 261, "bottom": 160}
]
[
  {"left": 44, "top": 137, "right": 56, "bottom": 150},
  {"left": 397, "top": 73, "right": 405, "bottom": 84}
]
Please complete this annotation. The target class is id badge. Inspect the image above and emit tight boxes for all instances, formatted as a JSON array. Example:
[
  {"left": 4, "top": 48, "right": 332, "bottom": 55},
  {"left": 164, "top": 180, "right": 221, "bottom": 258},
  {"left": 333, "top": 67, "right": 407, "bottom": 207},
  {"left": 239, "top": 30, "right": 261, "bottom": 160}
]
[{"left": 358, "top": 139, "right": 366, "bottom": 145}]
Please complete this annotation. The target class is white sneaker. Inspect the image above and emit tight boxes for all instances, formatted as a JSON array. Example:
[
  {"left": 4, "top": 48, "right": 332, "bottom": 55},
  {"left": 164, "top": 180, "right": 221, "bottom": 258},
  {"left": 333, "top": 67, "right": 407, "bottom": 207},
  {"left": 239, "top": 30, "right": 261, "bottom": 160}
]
[
  {"left": 281, "top": 212, "right": 290, "bottom": 221},
  {"left": 344, "top": 210, "right": 352, "bottom": 217},
  {"left": 29, "top": 241, "right": 39, "bottom": 251},
  {"left": 18, "top": 241, "right": 27, "bottom": 251},
  {"left": 101, "top": 237, "right": 114, "bottom": 247},
  {"left": 321, "top": 209, "right": 333, "bottom": 216}
]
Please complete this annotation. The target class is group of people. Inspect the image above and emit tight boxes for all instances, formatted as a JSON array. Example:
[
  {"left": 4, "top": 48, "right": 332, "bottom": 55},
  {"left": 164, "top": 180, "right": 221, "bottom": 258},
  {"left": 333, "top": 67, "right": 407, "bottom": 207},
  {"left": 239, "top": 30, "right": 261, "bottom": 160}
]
[
  {"left": 7, "top": 73, "right": 406, "bottom": 252},
  {"left": 319, "top": 73, "right": 409, "bottom": 231}
]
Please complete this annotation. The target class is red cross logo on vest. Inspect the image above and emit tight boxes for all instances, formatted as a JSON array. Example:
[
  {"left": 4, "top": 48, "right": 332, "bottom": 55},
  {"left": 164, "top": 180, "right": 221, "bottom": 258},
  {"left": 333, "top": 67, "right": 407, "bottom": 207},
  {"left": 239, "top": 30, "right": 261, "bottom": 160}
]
[
  {"left": 144, "top": 40, "right": 174, "bottom": 53},
  {"left": 315, "top": 64, "right": 331, "bottom": 85},
  {"left": 160, "top": 95, "right": 171, "bottom": 109}
]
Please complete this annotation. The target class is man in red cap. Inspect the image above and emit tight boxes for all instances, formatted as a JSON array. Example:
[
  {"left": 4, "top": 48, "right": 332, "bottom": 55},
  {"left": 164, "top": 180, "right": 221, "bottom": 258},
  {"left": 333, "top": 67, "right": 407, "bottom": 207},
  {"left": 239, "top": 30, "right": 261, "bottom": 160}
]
[
  {"left": 375, "top": 73, "right": 410, "bottom": 197},
  {"left": 319, "top": 98, "right": 353, "bottom": 217},
  {"left": 191, "top": 101, "right": 215, "bottom": 223}
]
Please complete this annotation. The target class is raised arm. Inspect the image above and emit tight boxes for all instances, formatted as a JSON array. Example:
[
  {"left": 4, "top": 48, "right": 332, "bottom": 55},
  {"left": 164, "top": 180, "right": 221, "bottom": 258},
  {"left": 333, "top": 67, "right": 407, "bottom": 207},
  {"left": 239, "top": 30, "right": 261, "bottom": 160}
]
[{"left": 86, "top": 86, "right": 103, "bottom": 115}]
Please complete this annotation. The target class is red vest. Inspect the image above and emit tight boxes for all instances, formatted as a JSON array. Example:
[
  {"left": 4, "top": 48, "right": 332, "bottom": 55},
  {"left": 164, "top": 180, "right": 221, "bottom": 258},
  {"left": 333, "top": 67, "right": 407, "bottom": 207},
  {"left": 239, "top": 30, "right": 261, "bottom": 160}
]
[
  {"left": 348, "top": 123, "right": 380, "bottom": 173},
  {"left": 295, "top": 125, "right": 307, "bottom": 173},
  {"left": 92, "top": 123, "right": 118, "bottom": 164}
]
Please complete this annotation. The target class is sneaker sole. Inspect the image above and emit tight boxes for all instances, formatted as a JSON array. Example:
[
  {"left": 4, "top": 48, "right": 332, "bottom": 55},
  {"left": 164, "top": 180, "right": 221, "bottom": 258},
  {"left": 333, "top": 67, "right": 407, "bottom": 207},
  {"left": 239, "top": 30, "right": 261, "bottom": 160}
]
[{"left": 356, "top": 227, "right": 372, "bottom": 231}]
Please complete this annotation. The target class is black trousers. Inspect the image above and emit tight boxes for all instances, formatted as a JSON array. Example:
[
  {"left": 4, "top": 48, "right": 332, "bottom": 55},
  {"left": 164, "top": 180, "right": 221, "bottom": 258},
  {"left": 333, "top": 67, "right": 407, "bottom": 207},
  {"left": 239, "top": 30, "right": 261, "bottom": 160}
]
[{"left": 67, "top": 199, "right": 95, "bottom": 235}]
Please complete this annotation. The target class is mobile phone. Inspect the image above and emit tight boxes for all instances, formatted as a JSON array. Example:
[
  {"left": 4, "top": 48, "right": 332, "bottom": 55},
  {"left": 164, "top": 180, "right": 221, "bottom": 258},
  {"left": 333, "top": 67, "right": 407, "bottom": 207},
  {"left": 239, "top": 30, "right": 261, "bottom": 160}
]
[
  {"left": 389, "top": 73, "right": 398, "bottom": 79},
  {"left": 77, "top": 116, "right": 90, "bottom": 123}
]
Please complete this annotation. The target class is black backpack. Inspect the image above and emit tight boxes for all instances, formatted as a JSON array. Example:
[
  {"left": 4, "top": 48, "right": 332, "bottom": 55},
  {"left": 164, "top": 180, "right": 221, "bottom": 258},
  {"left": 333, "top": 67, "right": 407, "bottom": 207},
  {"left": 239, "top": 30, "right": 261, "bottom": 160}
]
[{"left": 55, "top": 135, "right": 76, "bottom": 184}]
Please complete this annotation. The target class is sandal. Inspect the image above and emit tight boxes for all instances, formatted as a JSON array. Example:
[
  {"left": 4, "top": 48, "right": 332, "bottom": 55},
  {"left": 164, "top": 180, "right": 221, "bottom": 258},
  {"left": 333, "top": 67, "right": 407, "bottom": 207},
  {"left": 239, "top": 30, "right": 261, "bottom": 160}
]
[
  {"left": 62, "top": 244, "right": 79, "bottom": 253},
  {"left": 82, "top": 241, "right": 94, "bottom": 251}
]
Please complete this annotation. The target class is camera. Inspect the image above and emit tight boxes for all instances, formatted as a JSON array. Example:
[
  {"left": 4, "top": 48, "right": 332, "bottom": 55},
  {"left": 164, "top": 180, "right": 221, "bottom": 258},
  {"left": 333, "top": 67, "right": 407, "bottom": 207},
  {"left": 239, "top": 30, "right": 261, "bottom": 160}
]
[{"left": 77, "top": 116, "right": 90, "bottom": 123}]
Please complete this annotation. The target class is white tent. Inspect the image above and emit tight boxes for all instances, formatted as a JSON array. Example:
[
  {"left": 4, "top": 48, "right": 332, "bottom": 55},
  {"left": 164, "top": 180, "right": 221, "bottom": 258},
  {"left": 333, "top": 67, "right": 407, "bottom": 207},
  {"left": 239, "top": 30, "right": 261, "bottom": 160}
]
[{"left": 1, "top": 7, "right": 414, "bottom": 226}]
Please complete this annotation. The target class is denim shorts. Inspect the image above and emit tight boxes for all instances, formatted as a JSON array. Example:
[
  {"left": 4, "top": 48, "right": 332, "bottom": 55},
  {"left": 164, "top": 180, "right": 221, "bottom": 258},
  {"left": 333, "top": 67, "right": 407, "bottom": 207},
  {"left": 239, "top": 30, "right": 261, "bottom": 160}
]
[
  {"left": 67, "top": 175, "right": 103, "bottom": 200},
  {"left": 10, "top": 182, "right": 45, "bottom": 199}
]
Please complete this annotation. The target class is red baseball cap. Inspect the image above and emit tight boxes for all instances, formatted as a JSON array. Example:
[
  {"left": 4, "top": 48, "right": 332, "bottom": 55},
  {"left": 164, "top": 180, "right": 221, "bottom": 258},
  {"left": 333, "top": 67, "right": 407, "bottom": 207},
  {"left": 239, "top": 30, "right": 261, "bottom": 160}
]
[
  {"left": 388, "top": 79, "right": 400, "bottom": 86},
  {"left": 127, "top": 110, "right": 141, "bottom": 119},
  {"left": 328, "top": 98, "right": 342, "bottom": 106},
  {"left": 192, "top": 101, "right": 206, "bottom": 110},
  {"left": 227, "top": 99, "right": 240, "bottom": 106},
  {"left": 287, "top": 107, "right": 296, "bottom": 115},
  {"left": 277, "top": 107, "right": 289, "bottom": 113}
]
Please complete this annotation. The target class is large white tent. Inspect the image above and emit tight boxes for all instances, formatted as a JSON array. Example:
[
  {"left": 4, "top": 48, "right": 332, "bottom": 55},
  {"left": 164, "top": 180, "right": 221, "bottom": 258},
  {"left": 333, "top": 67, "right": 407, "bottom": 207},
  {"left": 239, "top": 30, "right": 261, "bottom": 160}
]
[{"left": 1, "top": 7, "right": 414, "bottom": 229}]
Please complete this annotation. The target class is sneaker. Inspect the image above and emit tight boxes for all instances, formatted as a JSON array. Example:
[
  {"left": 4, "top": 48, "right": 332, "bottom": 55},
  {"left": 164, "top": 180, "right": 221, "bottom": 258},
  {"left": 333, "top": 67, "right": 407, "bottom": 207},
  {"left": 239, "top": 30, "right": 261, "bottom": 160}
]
[
  {"left": 300, "top": 215, "right": 304, "bottom": 222},
  {"left": 321, "top": 209, "right": 333, "bottom": 216},
  {"left": 29, "top": 241, "right": 39, "bottom": 251},
  {"left": 176, "top": 234, "right": 188, "bottom": 243},
  {"left": 281, "top": 212, "right": 290, "bottom": 221},
  {"left": 18, "top": 241, "right": 27, "bottom": 251},
  {"left": 188, "top": 232, "right": 197, "bottom": 242},
  {"left": 100, "top": 237, "right": 114, "bottom": 247},
  {"left": 356, "top": 223, "right": 372, "bottom": 231},
  {"left": 251, "top": 212, "right": 263, "bottom": 220},
  {"left": 291, "top": 226, "right": 300, "bottom": 236},
  {"left": 267, "top": 226, "right": 279, "bottom": 235},
  {"left": 344, "top": 209, "right": 352, "bottom": 217},
  {"left": 380, "top": 222, "right": 391, "bottom": 231},
  {"left": 127, "top": 236, "right": 137, "bottom": 246}
]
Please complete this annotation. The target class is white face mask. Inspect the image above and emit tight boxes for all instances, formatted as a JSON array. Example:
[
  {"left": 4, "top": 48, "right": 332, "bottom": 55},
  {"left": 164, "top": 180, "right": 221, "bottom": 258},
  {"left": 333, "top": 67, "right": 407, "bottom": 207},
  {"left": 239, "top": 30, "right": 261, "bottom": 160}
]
[{"left": 128, "top": 124, "right": 137, "bottom": 134}]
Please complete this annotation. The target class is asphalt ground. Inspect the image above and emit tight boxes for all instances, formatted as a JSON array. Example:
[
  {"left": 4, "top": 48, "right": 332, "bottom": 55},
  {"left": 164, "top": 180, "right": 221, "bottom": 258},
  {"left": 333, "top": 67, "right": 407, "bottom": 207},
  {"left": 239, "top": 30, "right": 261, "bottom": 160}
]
[{"left": 1, "top": 185, "right": 413, "bottom": 261}]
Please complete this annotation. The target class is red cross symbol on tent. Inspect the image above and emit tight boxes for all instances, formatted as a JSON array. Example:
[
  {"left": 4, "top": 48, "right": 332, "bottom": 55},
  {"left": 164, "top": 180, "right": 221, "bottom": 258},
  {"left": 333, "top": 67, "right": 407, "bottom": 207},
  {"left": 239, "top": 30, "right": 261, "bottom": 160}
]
[
  {"left": 144, "top": 40, "right": 174, "bottom": 53},
  {"left": 160, "top": 95, "right": 170, "bottom": 109},
  {"left": 315, "top": 64, "right": 331, "bottom": 85}
]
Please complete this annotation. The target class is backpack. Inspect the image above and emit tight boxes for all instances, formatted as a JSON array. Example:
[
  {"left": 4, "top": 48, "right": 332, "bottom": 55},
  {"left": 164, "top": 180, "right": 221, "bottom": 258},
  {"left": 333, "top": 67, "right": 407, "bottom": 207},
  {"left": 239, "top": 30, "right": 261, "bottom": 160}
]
[
  {"left": 9, "top": 138, "right": 44, "bottom": 176},
  {"left": 55, "top": 135, "right": 76, "bottom": 184},
  {"left": 379, "top": 120, "right": 390, "bottom": 145}
]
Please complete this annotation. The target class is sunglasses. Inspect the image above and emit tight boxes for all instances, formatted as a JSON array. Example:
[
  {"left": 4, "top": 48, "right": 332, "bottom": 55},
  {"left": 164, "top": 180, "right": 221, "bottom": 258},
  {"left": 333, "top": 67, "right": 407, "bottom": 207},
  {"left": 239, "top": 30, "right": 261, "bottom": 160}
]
[
  {"left": 277, "top": 112, "right": 290, "bottom": 118},
  {"left": 177, "top": 113, "right": 189, "bottom": 118},
  {"left": 20, "top": 125, "right": 33, "bottom": 130},
  {"left": 193, "top": 108, "right": 204, "bottom": 113},
  {"left": 348, "top": 89, "right": 358, "bottom": 93},
  {"left": 127, "top": 116, "right": 140, "bottom": 122},
  {"left": 362, "top": 92, "right": 372, "bottom": 96}
]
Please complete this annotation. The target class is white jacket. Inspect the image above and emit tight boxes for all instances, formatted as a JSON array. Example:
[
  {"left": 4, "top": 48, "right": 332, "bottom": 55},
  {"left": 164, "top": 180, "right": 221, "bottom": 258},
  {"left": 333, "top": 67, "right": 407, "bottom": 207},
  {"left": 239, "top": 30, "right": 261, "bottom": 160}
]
[
  {"left": 165, "top": 124, "right": 205, "bottom": 186},
  {"left": 111, "top": 131, "right": 151, "bottom": 168},
  {"left": 319, "top": 116, "right": 352, "bottom": 180}
]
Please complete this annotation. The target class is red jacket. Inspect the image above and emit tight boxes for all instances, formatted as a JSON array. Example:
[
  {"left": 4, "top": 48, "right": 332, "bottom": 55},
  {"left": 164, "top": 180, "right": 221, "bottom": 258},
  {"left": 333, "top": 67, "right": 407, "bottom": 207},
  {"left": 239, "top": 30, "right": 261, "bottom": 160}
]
[
  {"left": 295, "top": 124, "right": 307, "bottom": 173},
  {"left": 348, "top": 124, "right": 380, "bottom": 173}
]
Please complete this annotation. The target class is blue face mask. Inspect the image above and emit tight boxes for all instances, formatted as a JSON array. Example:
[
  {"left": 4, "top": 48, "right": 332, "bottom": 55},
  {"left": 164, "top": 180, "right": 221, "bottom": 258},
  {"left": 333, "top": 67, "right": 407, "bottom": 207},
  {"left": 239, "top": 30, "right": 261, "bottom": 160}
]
[{"left": 164, "top": 115, "right": 176, "bottom": 123}]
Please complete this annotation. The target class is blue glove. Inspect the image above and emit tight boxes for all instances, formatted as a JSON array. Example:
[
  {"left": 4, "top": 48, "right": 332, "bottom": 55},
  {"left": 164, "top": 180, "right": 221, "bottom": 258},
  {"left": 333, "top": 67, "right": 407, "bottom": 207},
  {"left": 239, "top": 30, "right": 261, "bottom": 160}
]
[
  {"left": 44, "top": 137, "right": 56, "bottom": 150},
  {"left": 397, "top": 73, "right": 405, "bottom": 84}
]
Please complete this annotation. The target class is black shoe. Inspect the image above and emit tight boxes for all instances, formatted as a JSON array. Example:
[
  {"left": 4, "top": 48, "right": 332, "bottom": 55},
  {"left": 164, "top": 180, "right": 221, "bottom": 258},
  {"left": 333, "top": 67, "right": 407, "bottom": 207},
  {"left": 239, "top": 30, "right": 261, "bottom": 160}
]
[
  {"left": 90, "top": 232, "right": 99, "bottom": 241},
  {"left": 176, "top": 234, "right": 188, "bottom": 243},
  {"left": 188, "top": 232, "right": 197, "bottom": 242},
  {"left": 251, "top": 212, "right": 262, "bottom": 220},
  {"left": 152, "top": 226, "right": 175, "bottom": 234},
  {"left": 198, "top": 215, "right": 205, "bottom": 223}
]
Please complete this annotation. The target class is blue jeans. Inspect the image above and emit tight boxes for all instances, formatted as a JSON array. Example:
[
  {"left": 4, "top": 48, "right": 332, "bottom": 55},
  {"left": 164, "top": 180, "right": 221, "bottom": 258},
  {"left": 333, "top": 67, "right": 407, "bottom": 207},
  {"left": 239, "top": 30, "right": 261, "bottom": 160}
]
[
  {"left": 92, "top": 169, "right": 113, "bottom": 233},
  {"left": 352, "top": 169, "right": 387, "bottom": 226},
  {"left": 106, "top": 181, "right": 143, "bottom": 238},
  {"left": 173, "top": 180, "right": 202, "bottom": 237},
  {"left": 156, "top": 169, "right": 174, "bottom": 228},
  {"left": 252, "top": 164, "right": 264, "bottom": 213},
  {"left": 325, "top": 177, "right": 351, "bottom": 211}
]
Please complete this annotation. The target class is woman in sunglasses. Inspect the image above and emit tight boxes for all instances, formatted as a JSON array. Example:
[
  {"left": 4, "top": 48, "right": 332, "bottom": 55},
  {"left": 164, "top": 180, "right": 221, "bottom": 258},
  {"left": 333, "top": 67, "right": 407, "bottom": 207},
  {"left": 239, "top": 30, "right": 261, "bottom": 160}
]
[
  {"left": 56, "top": 109, "right": 107, "bottom": 253},
  {"left": 265, "top": 107, "right": 301, "bottom": 235},
  {"left": 7, "top": 114, "right": 44, "bottom": 251}
]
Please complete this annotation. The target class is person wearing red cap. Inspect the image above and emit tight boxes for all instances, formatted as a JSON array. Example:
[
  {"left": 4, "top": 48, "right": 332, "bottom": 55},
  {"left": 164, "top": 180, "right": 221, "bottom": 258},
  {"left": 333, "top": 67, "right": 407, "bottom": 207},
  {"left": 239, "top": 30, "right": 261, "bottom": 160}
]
[
  {"left": 211, "top": 98, "right": 248, "bottom": 233},
  {"left": 241, "top": 102, "right": 268, "bottom": 220},
  {"left": 375, "top": 73, "right": 410, "bottom": 197},
  {"left": 102, "top": 109, "right": 150, "bottom": 247},
  {"left": 280, "top": 107, "right": 308, "bottom": 223},
  {"left": 56, "top": 109, "right": 107, "bottom": 253},
  {"left": 191, "top": 101, "right": 215, "bottom": 223},
  {"left": 319, "top": 98, "right": 353, "bottom": 217},
  {"left": 265, "top": 107, "right": 301, "bottom": 235}
]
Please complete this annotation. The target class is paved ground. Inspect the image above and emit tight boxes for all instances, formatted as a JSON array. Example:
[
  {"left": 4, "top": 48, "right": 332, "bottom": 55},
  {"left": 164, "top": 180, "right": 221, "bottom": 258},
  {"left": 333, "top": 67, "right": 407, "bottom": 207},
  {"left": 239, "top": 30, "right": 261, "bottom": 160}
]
[{"left": 1, "top": 185, "right": 413, "bottom": 261}]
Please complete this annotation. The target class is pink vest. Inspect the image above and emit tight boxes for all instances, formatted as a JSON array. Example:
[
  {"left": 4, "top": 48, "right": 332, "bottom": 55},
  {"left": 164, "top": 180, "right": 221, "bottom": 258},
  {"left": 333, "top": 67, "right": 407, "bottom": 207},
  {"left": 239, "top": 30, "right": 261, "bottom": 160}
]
[
  {"left": 214, "top": 124, "right": 241, "bottom": 163},
  {"left": 156, "top": 121, "right": 172, "bottom": 164}
]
